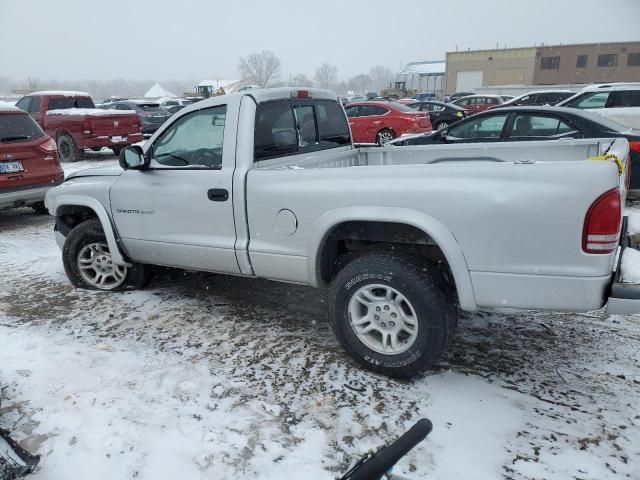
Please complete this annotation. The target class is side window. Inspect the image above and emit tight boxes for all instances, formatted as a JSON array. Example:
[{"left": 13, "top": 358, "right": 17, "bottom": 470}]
[
  {"left": 566, "top": 92, "right": 610, "bottom": 109},
  {"left": 28, "top": 97, "right": 40, "bottom": 112},
  {"left": 360, "top": 105, "right": 388, "bottom": 116},
  {"left": 429, "top": 103, "right": 444, "bottom": 112},
  {"left": 345, "top": 106, "right": 359, "bottom": 118},
  {"left": 15, "top": 97, "right": 31, "bottom": 112},
  {"left": 448, "top": 114, "right": 508, "bottom": 139},
  {"left": 609, "top": 91, "right": 640, "bottom": 108},
  {"left": 255, "top": 100, "right": 298, "bottom": 161},
  {"left": 510, "top": 114, "right": 574, "bottom": 137},
  {"left": 152, "top": 106, "right": 226, "bottom": 168}
]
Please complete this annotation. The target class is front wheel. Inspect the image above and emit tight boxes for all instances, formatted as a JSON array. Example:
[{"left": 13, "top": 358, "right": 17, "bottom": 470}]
[
  {"left": 435, "top": 121, "right": 449, "bottom": 130},
  {"left": 329, "top": 252, "right": 457, "bottom": 378},
  {"left": 62, "top": 218, "right": 150, "bottom": 291}
]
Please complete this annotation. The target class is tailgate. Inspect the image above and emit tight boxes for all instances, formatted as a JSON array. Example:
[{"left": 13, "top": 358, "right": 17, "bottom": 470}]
[{"left": 89, "top": 113, "right": 140, "bottom": 136}]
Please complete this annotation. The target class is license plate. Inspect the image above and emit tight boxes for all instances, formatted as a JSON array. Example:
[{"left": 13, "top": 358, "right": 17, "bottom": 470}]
[
  {"left": 111, "top": 136, "right": 125, "bottom": 143},
  {"left": 0, "top": 161, "right": 24, "bottom": 174}
]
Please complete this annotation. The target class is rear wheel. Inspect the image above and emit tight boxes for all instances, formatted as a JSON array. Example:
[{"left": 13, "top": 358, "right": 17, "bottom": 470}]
[
  {"left": 111, "top": 145, "right": 124, "bottom": 157},
  {"left": 62, "top": 218, "right": 150, "bottom": 291},
  {"left": 57, "top": 134, "right": 82, "bottom": 162},
  {"left": 329, "top": 251, "right": 457, "bottom": 378},
  {"left": 376, "top": 129, "right": 395, "bottom": 145}
]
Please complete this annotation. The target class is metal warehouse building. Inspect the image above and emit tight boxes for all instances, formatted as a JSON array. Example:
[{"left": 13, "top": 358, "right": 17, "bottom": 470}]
[{"left": 444, "top": 41, "right": 640, "bottom": 94}]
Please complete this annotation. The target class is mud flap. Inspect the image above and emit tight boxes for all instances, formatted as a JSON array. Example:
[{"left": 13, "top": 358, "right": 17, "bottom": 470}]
[
  {"left": 606, "top": 217, "right": 640, "bottom": 314},
  {"left": 0, "top": 428, "right": 40, "bottom": 479}
]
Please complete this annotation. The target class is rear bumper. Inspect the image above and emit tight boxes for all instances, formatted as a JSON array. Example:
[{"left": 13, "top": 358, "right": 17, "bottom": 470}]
[
  {"left": 81, "top": 133, "right": 144, "bottom": 149},
  {"left": 0, "top": 181, "right": 62, "bottom": 210},
  {"left": 606, "top": 217, "right": 640, "bottom": 314}
]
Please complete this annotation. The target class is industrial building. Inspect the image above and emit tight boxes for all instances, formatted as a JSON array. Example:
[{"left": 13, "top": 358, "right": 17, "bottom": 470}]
[{"left": 444, "top": 41, "right": 640, "bottom": 94}]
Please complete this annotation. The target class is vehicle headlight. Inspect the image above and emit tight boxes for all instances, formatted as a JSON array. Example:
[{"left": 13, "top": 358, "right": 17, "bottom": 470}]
[{"left": 456, "top": 112, "right": 463, "bottom": 117}]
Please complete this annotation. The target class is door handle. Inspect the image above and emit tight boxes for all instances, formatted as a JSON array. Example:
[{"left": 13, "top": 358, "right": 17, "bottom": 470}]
[{"left": 207, "top": 188, "right": 229, "bottom": 202}]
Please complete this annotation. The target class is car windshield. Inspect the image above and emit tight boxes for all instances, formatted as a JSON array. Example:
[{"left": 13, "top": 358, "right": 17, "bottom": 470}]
[
  {"left": 0, "top": 113, "right": 44, "bottom": 142},
  {"left": 3, "top": 3, "right": 640, "bottom": 480}
]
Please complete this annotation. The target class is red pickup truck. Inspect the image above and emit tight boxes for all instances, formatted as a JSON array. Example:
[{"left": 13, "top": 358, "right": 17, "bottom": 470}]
[{"left": 15, "top": 91, "right": 143, "bottom": 162}]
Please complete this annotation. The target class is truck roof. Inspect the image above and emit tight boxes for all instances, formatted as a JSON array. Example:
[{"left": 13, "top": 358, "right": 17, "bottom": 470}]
[
  {"left": 27, "top": 90, "right": 91, "bottom": 97},
  {"left": 191, "top": 87, "right": 337, "bottom": 110}
]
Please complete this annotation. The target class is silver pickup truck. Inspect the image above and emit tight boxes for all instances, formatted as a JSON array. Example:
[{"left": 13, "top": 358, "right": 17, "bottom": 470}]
[{"left": 45, "top": 87, "right": 640, "bottom": 378}]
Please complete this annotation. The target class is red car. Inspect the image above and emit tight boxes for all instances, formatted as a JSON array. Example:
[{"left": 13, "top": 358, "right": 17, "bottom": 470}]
[
  {"left": 449, "top": 95, "right": 505, "bottom": 115},
  {"left": 15, "top": 91, "right": 143, "bottom": 162},
  {"left": 0, "top": 103, "right": 64, "bottom": 213},
  {"left": 344, "top": 101, "right": 432, "bottom": 144}
]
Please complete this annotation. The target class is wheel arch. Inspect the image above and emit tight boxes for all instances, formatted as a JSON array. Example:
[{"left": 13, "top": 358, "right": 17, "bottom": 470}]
[
  {"left": 52, "top": 195, "right": 130, "bottom": 266},
  {"left": 309, "top": 207, "right": 477, "bottom": 311}
]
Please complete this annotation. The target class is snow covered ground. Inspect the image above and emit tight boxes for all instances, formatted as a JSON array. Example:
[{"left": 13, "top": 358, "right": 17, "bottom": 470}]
[{"left": 0, "top": 158, "right": 639, "bottom": 479}]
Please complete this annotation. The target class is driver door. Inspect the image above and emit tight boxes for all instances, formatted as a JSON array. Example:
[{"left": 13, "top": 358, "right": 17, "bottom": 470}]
[{"left": 110, "top": 105, "right": 241, "bottom": 274}]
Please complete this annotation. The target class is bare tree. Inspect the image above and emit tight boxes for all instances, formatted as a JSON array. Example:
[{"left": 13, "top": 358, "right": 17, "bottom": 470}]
[
  {"left": 314, "top": 63, "right": 338, "bottom": 90},
  {"left": 238, "top": 50, "right": 281, "bottom": 87},
  {"left": 368, "top": 65, "right": 395, "bottom": 92},
  {"left": 346, "top": 74, "right": 372, "bottom": 94},
  {"left": 291, "top": 73, "right": 313, "bottom": 87}
]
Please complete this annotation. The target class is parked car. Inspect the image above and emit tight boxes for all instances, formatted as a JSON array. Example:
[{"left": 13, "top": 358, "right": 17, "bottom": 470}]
[
  {"left": 344, "top": 101, "right": 432, "bottom": 144},
  {"left": 96, "top": 97, "right": 126, "bottom": 108},
  {"left": 498, "top": 90, "right": 576, "bottom": 107},
  {"left": 158, "top": 98, "right": 194, "bottom": 112},
  {"left": 449, "top": 95, "right": 505, "bottom": 115},
  {"left": 405, "top": 101, "right": 468, "bottom": 130},
  {"left": 15, "top": 91, "right": 143, "bottom": 161},
  {"left": 446, "top": 91, "right": 475, "bottom": 102},
  {"left": 388, "top": 105, "right": 640, "bottom": 187},
  {"left": 1, "top": 102, "right": 63, "bottom": 213},
  {"left": 45, "top": 88, "right": 640, "bottom": 378},
  {"left": 413, "top": 92, "right": 437, "bottom": 102},
  {"left": 556, "top": 83, "right": 640, "bottom": 129},
  {"left": 102, "top": 100, "right": 172, "bottom": 135}
]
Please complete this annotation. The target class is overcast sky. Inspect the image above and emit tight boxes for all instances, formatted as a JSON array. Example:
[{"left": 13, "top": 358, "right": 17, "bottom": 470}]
[{"left": 1, "top": 0, "right": 638, "bottom": 82}]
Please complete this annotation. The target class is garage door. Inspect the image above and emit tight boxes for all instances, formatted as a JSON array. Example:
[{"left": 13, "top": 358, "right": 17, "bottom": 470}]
[{"left": 456, "top": 71, "right": 483, "bottom": 92}]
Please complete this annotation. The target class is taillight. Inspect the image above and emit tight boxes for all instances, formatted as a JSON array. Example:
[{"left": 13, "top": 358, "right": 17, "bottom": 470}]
[
  {"left": 629, "top": 141, "right": 640, "bottom": 154},
  {"left": 39, "top": 137, "right": 57, "bottom": 152},
  {"left": 582, "top": 188, "right": 621, "bottom": 254}
]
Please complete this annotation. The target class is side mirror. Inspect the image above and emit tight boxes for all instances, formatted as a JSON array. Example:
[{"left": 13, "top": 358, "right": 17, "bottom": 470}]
[{"left": 119, "top": 145, "right": 149, "bottom": 171}]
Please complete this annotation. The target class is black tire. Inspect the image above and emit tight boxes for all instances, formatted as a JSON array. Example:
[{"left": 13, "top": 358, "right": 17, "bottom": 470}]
[
  {"left": 376, "top": 128, "right": 396, "bottom": 145},
  {"left": 57, "top": 134, "right": 82, "bottom": 162},
  {"left": 31, "top": 201, "right": 48, "bottom": 215},
  {"left": 435, "top": 121, "right": 449, "bottom": 130},
  {"left": 62, "top": 218, "right": 150, "bottom": 291},
  {"left": 328, "top": 251, "right": 457, "bottom": 378},
  {"left": 111, "top": 145, "right": 124, "bottom": 157}
]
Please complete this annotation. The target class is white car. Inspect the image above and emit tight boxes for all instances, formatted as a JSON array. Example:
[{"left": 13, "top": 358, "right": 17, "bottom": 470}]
[{"left": 557, "top": 83, "right": 640, "bottom": 129}]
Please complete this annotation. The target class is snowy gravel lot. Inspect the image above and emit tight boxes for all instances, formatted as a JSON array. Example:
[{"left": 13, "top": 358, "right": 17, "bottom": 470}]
[{"left": 1, "top": 156, "right": 639, "bottom": 479}]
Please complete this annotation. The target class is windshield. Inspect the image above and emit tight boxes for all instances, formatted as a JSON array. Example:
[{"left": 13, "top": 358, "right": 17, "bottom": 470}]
[
  {"left": 2, "top": 3, "right": 640, "bottom": 480},
  {"left": 0, "top": 113, "right": 44, "bottom": 142}
]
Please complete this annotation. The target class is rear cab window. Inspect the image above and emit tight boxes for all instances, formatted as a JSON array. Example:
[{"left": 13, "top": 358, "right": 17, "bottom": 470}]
[
  {"left": 47, "top": 96, "right": 95, "bottom": 110},
  {"left": 254, "top": 99, "right": 350, "bottom": 162}
]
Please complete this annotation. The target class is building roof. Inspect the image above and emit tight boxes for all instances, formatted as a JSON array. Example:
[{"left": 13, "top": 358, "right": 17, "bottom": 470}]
[
  {"left": 399, "top": 61, "right": 446, "bottom": 76},
  {"left": 447, "top": 40, "right": 640, "bottom": 56}
]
